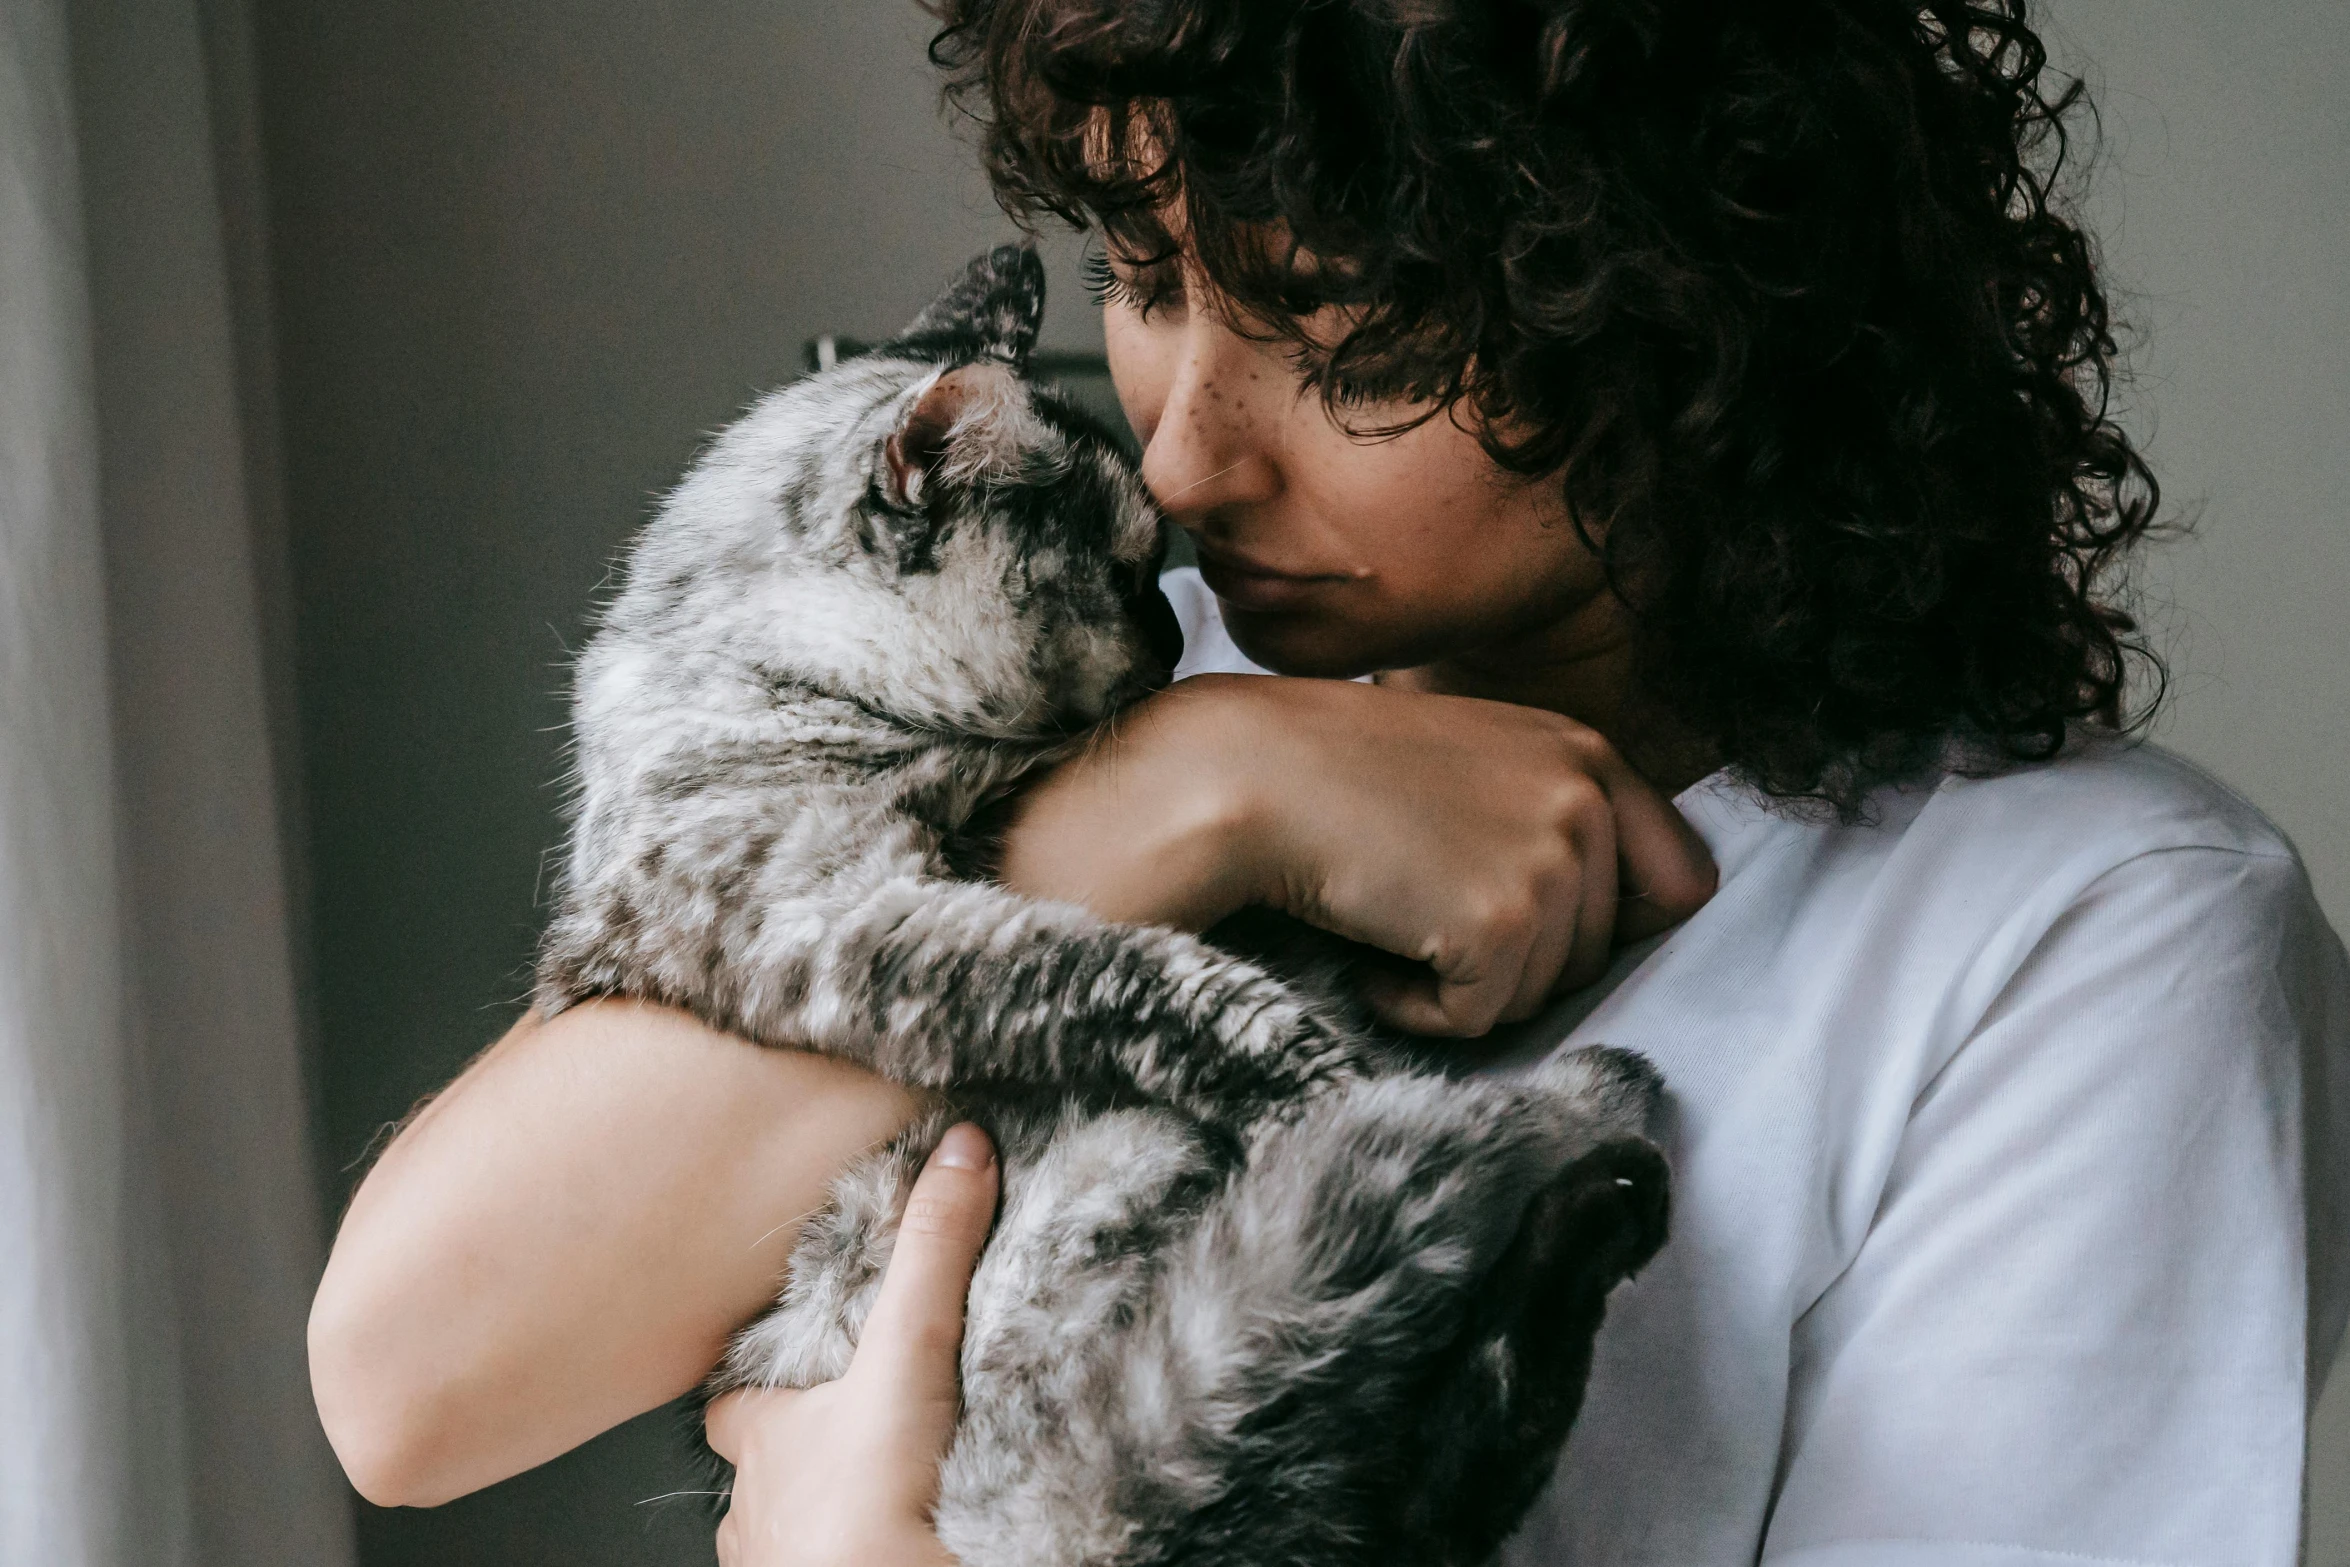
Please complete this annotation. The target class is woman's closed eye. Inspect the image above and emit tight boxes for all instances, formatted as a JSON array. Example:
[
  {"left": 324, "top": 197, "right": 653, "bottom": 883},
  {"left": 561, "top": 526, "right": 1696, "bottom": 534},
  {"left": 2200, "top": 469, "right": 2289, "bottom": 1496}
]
[{"left": 1083, "top": 249, "right": 1187, "bottom": 323}]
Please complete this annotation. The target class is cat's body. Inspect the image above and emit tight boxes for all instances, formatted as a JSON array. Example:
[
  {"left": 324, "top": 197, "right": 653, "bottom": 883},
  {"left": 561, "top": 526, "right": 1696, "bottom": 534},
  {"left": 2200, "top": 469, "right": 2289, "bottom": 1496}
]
[{"left": 538, "top": 247, "right": 1669, "bottom": 1567}]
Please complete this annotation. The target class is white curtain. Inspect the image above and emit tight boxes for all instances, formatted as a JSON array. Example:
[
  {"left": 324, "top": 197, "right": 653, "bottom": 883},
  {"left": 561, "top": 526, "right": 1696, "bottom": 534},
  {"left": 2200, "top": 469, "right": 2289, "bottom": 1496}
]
[
  {"left": 0, "top": 1, "right": 168, "bottom": 1558},
  {"left": 1, "top": 0, "right": 356, "bottom": 1562}
]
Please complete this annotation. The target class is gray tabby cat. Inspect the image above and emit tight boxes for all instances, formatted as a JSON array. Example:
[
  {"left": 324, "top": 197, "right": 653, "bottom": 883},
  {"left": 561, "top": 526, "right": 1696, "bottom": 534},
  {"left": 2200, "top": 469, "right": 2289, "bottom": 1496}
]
[{"left": 537, "top": 246, "right": 1670, "bottom": 1567}]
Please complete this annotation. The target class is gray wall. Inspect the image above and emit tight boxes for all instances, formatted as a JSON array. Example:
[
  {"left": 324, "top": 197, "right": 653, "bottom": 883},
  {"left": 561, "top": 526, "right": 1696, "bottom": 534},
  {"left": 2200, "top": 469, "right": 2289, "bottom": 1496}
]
[
  {"left": 2060, "top": 1, "right": 2349, "bottom": 934},
  {"left": 245, "top": 2, "right": 2349, "bottom": 1563}
]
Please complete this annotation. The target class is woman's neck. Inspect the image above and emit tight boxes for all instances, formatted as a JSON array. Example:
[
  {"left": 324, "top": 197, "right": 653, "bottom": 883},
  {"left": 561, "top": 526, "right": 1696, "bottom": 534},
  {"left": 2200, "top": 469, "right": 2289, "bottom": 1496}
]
[{"left": 1376, "top": 593, "right": 1720, "bottom": 798}]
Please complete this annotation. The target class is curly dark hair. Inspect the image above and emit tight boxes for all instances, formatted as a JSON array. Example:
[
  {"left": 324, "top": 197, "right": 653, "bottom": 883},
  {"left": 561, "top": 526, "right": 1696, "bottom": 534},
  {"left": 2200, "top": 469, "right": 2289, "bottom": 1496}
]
[{"left": 928, "top": 0, "right": 2162, "bottom": 811}]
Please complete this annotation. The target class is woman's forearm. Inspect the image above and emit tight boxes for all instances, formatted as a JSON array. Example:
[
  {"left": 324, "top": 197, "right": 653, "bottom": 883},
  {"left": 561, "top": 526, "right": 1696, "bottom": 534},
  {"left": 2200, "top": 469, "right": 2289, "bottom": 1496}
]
[
  {"left": 996, "top": 674, "right": 1715, "bottom": 1035},
  {"left": 307, "top": 999, "right": 920, "bottom": 1507}
]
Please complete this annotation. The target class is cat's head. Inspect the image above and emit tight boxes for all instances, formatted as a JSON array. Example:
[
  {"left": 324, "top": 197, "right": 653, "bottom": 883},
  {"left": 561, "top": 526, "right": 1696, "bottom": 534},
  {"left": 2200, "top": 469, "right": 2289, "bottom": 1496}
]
[{"left": 625, "top": 245, "right": 1177, "bottom": 741}]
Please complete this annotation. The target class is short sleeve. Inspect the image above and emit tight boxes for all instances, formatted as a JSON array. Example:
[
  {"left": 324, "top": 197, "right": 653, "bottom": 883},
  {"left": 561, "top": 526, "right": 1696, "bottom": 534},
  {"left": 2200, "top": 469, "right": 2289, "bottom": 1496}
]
[{"left": 1762, "top": 845, "right": 2350, "bottom": 1567}]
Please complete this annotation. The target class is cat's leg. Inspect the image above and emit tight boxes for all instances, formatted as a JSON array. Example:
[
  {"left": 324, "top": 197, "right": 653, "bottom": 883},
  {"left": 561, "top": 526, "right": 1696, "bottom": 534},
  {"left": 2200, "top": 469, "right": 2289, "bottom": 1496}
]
[
  {"left": 767, "top": 875, "right": 1383, "bottom": 1110},
  {"left": 709, "top": 1098, "right": 1228, "bottom": 1567},
  {"left": 995, "top": 1047, "right": 1667, "bottom": 1567},
  {"left": 1388, "top": 1136, "right": 1667, "bottom": 1556},
  {"left": 544, "top": 826, "right": 1381, "bottom": 1111}
]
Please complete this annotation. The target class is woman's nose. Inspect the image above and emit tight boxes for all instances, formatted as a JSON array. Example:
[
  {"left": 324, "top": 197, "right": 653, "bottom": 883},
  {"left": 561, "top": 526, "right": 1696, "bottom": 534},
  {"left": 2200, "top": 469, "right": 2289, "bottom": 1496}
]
[{"left": 1139, "top": 314, "right": 1283, "bottom": 523}]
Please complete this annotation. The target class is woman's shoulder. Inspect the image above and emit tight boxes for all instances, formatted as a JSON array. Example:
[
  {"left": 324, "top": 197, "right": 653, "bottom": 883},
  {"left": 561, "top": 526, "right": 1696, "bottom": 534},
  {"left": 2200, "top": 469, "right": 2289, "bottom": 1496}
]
[
  {"left": 1927, "top": 737, "right": 2326, "bottom": 953},
  {"left": 1684, "top": 730, "right": 2308, "bottom": 898},
  {"left": 1930, "top": 731, "right": 2303, "bottom": 867},
  {"left": 1664, "top": 732, "right": 2337, "bottom": 1022}
]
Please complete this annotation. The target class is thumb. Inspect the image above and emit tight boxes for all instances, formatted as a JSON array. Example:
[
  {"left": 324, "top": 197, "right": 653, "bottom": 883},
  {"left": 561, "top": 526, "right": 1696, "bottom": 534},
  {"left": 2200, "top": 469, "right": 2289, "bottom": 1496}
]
[
  {"left": 702, "top": 1385, "right": 801, "bottom": 1466},
  {"left": 850, "top": 1122, "right": 999, "bottom": 1424}
]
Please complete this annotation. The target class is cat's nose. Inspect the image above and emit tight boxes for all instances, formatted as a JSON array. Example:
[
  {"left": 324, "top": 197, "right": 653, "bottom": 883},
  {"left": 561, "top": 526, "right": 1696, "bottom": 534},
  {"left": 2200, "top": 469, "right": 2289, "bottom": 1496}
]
[{"left": 1129, "top": 579, "right": 1184, "bottom": 673}]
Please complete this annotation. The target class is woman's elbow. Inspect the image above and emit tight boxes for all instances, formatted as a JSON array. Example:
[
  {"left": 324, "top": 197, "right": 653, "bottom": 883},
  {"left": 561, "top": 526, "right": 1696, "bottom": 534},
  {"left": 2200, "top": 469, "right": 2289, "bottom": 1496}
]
[{"left": 308, "top": 1287, "right": 471, "bottom": 1508}]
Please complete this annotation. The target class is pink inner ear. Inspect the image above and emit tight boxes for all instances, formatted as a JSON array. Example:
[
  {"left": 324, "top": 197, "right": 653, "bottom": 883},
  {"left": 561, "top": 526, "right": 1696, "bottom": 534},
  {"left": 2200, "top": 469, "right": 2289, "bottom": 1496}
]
[{"left": 886, "top": 363, "right": 1009, "bottom": 507}]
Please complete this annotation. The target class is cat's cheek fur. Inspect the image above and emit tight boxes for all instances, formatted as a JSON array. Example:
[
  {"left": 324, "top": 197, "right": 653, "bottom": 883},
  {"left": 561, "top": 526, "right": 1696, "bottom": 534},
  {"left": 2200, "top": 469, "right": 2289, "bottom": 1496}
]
[{"left": 752, "top": 554, "right": 1055, "bottom": 733}]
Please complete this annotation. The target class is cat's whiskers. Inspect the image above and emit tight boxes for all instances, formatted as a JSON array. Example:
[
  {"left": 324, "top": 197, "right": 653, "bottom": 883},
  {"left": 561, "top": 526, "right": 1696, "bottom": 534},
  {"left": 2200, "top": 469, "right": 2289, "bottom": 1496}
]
[
  {"left": 1159, "top": 461, "right": 1242, "bottom": 505},
  {"left": 748, "top": 1201, "right": 828, "bottom": 1254}
]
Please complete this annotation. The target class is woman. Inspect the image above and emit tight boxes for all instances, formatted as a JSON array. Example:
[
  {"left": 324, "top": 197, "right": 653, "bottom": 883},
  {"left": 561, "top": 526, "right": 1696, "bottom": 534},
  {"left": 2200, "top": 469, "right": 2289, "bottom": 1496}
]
[{"left": 308, "top": 0, "right": 2350, "bottom": 1562}]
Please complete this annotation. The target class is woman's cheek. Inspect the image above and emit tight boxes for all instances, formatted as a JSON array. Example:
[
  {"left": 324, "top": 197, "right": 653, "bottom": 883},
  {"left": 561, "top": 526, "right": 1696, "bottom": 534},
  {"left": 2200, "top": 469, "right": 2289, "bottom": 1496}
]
[{"left": 1103, "top": 307, "right": 1171, "bottom": 446}]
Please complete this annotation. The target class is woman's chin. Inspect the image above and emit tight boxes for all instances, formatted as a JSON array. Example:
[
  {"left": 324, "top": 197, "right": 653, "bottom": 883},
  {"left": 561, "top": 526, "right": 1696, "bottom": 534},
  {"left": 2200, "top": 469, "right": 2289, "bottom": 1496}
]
[{"left": 1218, "top": 602, "right": 1415, "bottom": 681}]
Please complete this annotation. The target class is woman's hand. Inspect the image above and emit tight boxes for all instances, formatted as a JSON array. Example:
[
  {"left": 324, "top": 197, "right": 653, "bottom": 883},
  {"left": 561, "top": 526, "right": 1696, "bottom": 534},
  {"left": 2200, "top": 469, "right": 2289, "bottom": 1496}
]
[
  {"left": 707, "top": 1123, "right": 999, "bottom": 1567},
  {"left": 997, "top": 674, "right": 1717, "bottom": 1037}
]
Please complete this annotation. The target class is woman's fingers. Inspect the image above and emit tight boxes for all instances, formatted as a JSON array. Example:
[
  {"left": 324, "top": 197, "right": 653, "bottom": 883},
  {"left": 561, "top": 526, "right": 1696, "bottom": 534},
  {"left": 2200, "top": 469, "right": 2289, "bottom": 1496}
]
[
  {"left": 1509, "top": 790, "right": 1618, "bottom": 1019},
  {"left": 1366, "top": 744, "right": 1673, "bottom": 1034},
  {"left": 1365, "top": 916, "right": 1533, "bottom": 1037},
  {"left": 1598, "top": 754, "right": 1719, "bottom": 942},
  {"left": 849, "top": 1124, "right": 1000, "bottom": 1426}
]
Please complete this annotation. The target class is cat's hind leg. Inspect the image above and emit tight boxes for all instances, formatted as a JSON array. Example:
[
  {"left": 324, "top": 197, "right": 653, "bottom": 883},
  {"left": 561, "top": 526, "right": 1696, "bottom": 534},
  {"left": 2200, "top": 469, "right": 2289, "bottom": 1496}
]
[
  {"left": 708, "top": 1106, "right": 956, "bottom": 1397},
  {"left": 717, "top": 1098, "right": 1233, "bottom": 1567},
  {"left": 1002, "top": 1048, "right": 1668, "bottom": 1567}
]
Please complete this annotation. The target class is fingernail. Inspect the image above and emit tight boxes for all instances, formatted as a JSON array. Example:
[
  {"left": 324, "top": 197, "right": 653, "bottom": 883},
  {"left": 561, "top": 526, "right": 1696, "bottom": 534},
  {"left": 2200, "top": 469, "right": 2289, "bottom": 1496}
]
[{"left": 932, "top": 1122, "right": 994, "bottom": 1171}]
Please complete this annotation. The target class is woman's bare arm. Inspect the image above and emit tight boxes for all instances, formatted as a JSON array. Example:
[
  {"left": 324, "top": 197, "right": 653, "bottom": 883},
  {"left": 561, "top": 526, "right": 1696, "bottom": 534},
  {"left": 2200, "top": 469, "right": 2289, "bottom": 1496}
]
[{"left": 308, "top": 1000, "right": 920, "bottom": 1506}]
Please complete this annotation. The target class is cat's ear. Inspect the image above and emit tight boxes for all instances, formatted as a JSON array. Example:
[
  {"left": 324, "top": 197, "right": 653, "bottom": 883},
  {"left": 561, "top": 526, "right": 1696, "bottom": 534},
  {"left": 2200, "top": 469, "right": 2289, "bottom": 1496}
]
[
  {"left": 883, "top": 361, "right": 1021, "bottom": 511},
  {"left": 889, "top": 244, "right": 1046, "bottom": 369}
]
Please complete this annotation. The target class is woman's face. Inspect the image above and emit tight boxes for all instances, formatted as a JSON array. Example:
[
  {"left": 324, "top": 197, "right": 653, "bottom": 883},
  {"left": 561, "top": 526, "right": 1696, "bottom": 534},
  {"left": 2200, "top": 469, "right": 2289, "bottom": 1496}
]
[{"left": 1100, "top": 256, "right": 1616, "bottom": 681}]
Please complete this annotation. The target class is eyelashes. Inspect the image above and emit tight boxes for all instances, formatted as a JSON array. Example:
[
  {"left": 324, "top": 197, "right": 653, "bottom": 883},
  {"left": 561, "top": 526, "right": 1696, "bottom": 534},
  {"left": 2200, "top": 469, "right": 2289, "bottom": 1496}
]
[
  {"left": 1078, "top": 248, "right": 1414, "bottom": 412},
  {"left": 1077, "top": 250, "right": 1120, "bottom": 304},
  {"left": 1082, "top": 250, "right": 1184, "bottom": 321}
]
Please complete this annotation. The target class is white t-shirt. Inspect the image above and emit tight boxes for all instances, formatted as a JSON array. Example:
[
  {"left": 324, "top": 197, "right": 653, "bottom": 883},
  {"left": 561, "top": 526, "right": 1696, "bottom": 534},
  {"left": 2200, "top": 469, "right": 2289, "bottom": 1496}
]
[{"left": 1167, "top": 568, "right": 2350, "bottom": 1565}]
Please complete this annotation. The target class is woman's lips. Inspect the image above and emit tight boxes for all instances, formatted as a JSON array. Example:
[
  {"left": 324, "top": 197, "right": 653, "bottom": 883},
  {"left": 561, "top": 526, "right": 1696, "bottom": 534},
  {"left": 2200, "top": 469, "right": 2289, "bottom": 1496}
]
[{"left": 1192, "top": 542, "right": 1350, "bottom": 613}]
